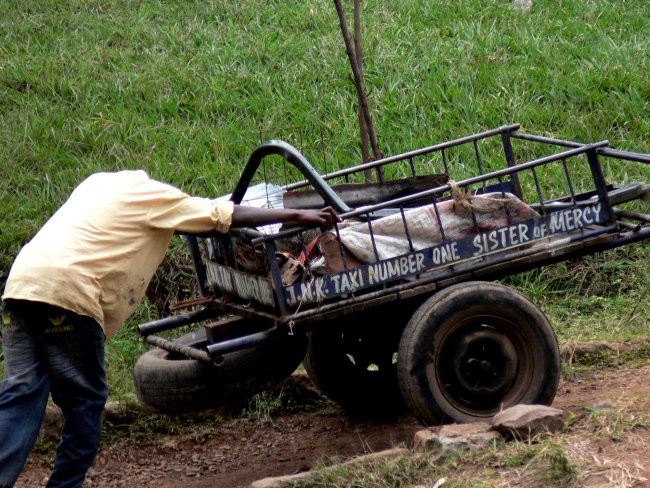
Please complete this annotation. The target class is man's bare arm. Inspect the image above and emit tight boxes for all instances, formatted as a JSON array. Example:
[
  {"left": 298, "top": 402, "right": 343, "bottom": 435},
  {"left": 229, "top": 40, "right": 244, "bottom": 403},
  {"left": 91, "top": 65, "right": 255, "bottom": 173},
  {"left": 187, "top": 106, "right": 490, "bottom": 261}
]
[{"left": 230, "top": 205, "right": 340, "bottom": 231}]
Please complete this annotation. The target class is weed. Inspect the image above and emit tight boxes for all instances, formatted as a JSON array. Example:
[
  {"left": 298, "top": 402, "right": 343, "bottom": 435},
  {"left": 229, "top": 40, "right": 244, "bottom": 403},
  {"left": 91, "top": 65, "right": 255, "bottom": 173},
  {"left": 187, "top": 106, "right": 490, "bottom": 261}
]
[
  {"left": 238, "top": 386, "right": 338, "bottom": 425},
  {"left": 584, "top": 398, "right": 650, "bottom": 442},
  {"left": 239, "top": 391, "right": 286, "bottom": 426},
  {"left": 542, "top": 443, "right": 577, "bottom": 487}
]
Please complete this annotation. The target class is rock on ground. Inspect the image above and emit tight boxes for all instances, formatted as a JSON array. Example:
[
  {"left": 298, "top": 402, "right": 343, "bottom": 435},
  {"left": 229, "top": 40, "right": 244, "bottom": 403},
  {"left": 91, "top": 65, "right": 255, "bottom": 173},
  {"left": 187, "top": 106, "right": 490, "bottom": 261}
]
[
  {"left": 493, "top": 404, "right": 566, "bottom": 440},
  {"left": 413, "top": 422, "right": 500, "bottom": 453}
]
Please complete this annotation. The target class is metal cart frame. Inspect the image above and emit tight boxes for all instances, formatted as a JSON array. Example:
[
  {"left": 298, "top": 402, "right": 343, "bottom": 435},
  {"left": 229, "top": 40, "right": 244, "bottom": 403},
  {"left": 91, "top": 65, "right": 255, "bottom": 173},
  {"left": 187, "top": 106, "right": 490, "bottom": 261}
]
[{"left": 137, "top": 124, "right": 649, "bottom": 363}]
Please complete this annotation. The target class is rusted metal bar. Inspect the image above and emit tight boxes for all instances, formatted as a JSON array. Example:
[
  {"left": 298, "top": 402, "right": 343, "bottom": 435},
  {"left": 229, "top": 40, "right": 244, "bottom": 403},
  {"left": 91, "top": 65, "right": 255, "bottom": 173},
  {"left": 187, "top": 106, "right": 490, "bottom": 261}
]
[
  {"left": 531, "top": 166, "right": 547, "bottom": 214},
  {"left": 441, "top": 149, "right": 449, "bottom": 174},
  {"left": 560, "top": 158, "right": 577, "bottom": 204},
  {"left": 618, "top": 221, "right": 641, "bottom": 231},
  {"left": 185, "top": 236, "right": 210, "bottom": 297},
  {"left": 500, "top": 130, "right": 523, "bottom": 199},
  {"left": 143, "top": 335, "right": 212, "bottom": 362},
  {"left": 283, "top": 174, "right": 446, "bottom": 210},
  {"left": 510, "top": 132, "right": 650, "bottom": 164},
  {"left": 399, "top": 206, "right": 415, "bottom": 253},
  {"left": 473, "top": 140, "right": 487, "bottom": 192},
  {"left": 586, "top": 149, "right": 616, "bottom": 225},
  {"left": 615, "top": 208, "right": 650, "bottom": 223},
  {"left": 495, "top": 175, "right": 513, "bottom": 226},
  {"left": 367, "top": 218, "right": 380, "bottom": 262},
  {"left": 598, "top": 147, "right": 650, "bottom": 164},
  {"left": 170, "top": 296, "right": 217, "bottom": 312},
  {"left": 431, "top": 197, "right": 447, "bottom": 242}
]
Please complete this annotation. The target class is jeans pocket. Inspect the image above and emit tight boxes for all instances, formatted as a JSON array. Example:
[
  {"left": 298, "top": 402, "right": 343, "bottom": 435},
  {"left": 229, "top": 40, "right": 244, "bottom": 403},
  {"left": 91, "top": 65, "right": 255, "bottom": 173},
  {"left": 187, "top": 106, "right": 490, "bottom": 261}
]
[
  {"left": 1, "top": 309, "right": 21, "bottom": 336},
  {"left": 43, "top": 313, "right": 75, "bottom": 335}
]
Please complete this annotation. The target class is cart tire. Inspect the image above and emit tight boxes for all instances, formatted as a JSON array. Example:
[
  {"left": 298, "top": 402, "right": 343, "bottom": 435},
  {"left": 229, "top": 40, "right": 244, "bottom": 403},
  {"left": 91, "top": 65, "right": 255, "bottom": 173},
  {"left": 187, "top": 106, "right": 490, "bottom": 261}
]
[
  {"left": 397, "top": 281, "right": 560, "bottom": 425},
  {"left": 304, "top": 311, "right": 407, "bottom": 416},
  {"left": 134, "top": 329, "right": 307, "bottom": 413}
]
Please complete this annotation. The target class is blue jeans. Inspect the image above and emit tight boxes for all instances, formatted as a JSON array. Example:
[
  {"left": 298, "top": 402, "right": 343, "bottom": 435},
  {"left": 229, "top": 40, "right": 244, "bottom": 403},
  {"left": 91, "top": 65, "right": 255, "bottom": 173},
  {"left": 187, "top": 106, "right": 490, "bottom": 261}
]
[{"left": 0, "top": 300, "right": 107, "bottom": 488}]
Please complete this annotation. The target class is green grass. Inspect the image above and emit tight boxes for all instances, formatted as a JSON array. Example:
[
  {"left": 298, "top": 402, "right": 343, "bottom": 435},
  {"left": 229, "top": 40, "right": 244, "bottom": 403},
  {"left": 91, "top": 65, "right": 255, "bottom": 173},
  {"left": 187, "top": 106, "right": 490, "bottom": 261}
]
[
  {"left": 506, "top": 247, "right": 650, "bottom": 343},
  {"left": 290, "top": 439, "right": 578, "bottom": 487},
  {"left": 1, "top": 0, "right": 649, "bottom": 397}
]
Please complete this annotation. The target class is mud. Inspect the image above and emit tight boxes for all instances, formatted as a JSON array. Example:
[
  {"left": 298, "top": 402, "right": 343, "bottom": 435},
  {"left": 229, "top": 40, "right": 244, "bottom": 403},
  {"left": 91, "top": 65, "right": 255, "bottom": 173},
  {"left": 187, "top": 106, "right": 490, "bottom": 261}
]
[{"left": 16, "top": 362, "right": 650, "bottom": 488}]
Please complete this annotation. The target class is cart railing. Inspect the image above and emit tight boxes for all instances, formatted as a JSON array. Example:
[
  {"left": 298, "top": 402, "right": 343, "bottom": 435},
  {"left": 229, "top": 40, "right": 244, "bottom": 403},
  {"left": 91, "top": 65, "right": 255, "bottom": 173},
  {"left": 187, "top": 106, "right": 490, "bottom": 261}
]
[
  {"left": 198, "top": 126, "right": 648, "bottom": 319},
  {"left": 282, "top": 123, "right": 523, "bottom": 193}
]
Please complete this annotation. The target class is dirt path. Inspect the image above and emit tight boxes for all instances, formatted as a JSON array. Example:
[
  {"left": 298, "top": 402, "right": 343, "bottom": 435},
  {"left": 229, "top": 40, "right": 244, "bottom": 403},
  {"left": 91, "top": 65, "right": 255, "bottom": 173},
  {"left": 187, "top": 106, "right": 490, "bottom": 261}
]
[{"left": 17, "top": 361, "right": 650, "bottom": 488}]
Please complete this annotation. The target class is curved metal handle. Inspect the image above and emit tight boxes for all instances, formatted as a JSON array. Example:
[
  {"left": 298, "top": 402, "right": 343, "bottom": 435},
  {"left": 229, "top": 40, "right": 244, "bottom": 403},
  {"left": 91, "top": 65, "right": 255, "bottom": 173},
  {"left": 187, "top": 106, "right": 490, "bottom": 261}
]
[{"left": 230, "top": 140, "right": 351, "bottom": 213}]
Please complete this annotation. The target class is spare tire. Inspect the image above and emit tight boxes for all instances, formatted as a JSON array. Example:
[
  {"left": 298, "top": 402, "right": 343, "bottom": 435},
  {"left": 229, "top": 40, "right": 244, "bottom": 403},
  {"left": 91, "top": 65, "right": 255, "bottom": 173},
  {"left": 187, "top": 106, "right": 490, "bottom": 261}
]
[{"left": 134, "top": 328, "right": 307, "bottom": 413}]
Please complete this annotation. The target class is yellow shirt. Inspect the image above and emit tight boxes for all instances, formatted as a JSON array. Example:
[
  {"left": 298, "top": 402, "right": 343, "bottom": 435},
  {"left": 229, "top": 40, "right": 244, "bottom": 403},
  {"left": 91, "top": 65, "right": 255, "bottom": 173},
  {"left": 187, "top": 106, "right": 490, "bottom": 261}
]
[{"left": 2, "top": 170, "right": 233, "bottom": 339}]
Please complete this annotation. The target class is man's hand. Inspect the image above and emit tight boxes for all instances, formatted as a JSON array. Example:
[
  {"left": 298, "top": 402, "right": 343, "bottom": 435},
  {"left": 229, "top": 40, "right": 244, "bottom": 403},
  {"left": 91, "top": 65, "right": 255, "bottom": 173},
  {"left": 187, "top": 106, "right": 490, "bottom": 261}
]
[
  {"left": 292, "top": 206, "right": 340, "bottom": 231},
  {"left": 231, "top": 205, "right": 341, "bottom": 230}
]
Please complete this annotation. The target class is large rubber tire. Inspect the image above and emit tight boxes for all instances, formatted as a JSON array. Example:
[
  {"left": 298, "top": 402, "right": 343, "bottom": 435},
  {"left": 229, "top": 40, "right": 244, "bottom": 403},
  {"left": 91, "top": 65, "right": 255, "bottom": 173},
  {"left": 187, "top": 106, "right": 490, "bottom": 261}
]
[
  {"left": 134, "top": 328, "right": 307, "bottom": 413},
  {"left": 398, "top": 281, "right": 560, "bottom": 425},
  {"left": 304, "top": 309, "right": 408, "bottom": 416}
]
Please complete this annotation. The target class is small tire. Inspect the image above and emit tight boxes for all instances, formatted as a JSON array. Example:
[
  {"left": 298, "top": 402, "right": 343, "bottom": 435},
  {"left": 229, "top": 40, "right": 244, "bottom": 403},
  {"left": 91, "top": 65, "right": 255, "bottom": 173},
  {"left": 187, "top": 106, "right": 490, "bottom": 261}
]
[
  {"left": 304, "top": 309, "right": 408, "bottom": 416},
  {"left": 397, "top": 281, "right": 560, "bottom": 425},
  {"left": 134, "top": 328, "right": 307, "bottom": 413}
]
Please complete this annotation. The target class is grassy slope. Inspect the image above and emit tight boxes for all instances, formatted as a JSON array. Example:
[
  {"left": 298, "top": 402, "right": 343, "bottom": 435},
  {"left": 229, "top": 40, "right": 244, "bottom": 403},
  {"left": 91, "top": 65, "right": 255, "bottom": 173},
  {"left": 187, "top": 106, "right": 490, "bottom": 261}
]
[{"left": 0, "top": 0, "right": 649, "bottom": 395}]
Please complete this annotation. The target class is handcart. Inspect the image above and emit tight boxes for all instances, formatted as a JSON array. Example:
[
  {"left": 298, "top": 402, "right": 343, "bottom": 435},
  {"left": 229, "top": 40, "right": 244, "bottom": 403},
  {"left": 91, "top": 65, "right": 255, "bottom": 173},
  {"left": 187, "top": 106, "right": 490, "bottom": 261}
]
[{"left": 134, "top": 124, "right": 649, "bottom": 425}]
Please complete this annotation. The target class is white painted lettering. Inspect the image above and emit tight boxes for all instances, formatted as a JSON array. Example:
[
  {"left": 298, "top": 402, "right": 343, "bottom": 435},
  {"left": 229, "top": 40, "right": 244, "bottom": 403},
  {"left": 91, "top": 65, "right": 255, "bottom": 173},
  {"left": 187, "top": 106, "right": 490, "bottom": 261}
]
[
  {"left": 498, "top": 227, "right": 508, "bottom": 247},
  {"left": 550, "top": 213, "right": 565, "bottom": 233},
  {"left": 473, "top": 234, "right": 484, "bottom": 255},
  {"left": 330, "top": 274, "right": 341, "bottom": 293},
  {"left": 286, "top": 286, "right": 297, "bottom": 305},
  {"left": 399, "top": 256, "right": 409, "bottom": 275},
  {"left": 416, "top": 252, "right": 425, "bottom": 270},
  {"left": 565, "top": 209, "right": 575, "bottom": 230},
  {"left": 340, "top": 273, "right": 351, "bottom": 293},
  {"left": 509, "top": 225, "right": 519, "bottom": 245},
  {"left": 314, "top": 278, "right": 326, "bottom": 300},
  {"left": 489, "top": 230, "right": 499, "bottom": 250},
  {"left": 450, "top": 242, "right": 460, "bottom": 260},
  {"left": 518, "top": 223, "right": 529, "bottom": 242},
  {"left": 572, "top": 208, "right": 582, "bottom": 228},
  {"left": 367, "top": 265, "right": 379, "bottom": 285}
]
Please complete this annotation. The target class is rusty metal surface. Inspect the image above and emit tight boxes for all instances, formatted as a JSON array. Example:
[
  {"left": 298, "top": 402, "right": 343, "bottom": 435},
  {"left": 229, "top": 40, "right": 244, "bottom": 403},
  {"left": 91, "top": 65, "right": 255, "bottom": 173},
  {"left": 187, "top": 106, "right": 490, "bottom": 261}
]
[
  {"left": 143, "top": 335, "right": 212, "bottom": 362},
  {"left": 170, "top": 296, "right": 217, "bottom": 312},
  {"left": 283, "top": 174, "right": 447, "bottom": 209}
]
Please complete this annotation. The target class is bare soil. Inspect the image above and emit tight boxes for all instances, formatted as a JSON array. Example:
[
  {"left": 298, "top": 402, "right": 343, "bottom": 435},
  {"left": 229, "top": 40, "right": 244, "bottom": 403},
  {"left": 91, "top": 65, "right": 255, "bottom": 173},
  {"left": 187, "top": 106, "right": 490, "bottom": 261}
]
[{"left": 17, "top": 361, "right": 650, "bottom": 488}]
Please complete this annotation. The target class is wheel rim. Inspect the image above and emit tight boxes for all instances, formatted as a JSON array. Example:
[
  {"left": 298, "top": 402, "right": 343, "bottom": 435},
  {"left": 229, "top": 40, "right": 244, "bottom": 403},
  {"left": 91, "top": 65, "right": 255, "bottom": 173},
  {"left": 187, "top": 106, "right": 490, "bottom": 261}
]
[{"left": 431, "top": 315, "right": 533, "bottom": 417}]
